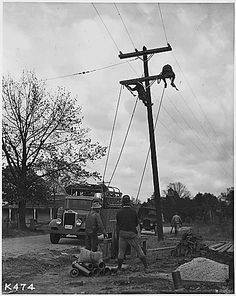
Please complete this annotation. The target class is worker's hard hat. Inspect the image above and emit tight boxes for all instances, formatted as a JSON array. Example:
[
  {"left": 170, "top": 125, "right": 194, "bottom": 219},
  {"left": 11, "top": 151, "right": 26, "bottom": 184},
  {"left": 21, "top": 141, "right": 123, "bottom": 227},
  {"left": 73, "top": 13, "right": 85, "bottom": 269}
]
[
  {"left": 91, "top": 201, "right": 102, "bottom": 209},
  {"left": 122, "top": 195, "right": 131, "bottom": 205}
]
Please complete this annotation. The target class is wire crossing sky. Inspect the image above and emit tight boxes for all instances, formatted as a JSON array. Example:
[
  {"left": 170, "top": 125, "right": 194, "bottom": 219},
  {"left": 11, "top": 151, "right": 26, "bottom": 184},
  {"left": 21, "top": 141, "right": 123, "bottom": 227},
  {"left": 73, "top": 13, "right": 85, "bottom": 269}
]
[{"left": 3, "top": 2, "right": 234, "bottom": 200}]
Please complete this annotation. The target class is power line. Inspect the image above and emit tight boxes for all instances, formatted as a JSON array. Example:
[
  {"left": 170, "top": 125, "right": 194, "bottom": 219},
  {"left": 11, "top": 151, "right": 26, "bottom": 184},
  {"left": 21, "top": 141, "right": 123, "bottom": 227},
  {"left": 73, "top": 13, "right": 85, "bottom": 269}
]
[
  {"left": 156, "top": 4, "right": 233, "bottom": 174},
  {"left": 162, "top": 92, "right": 230, "bottom": 178},
  {"left": 92, "top": 3, "right": 120, "bottom": 52},
  {"left": 92, "top": 3, "right": 138, "bottom": 76},
  {"left": 172, "top": 53, "right": 233, "bottom": 162},
  {"left": 109, "top": 96, "right": 139, "bottom": 185},
  {"left": 161, "top": 105, "right": 202, "bottom": 154},
  {"left": 157, "top": 3, "right": 169, "bottom": 44},
  {"left": 167, "top": 60, "right": 232, "bottom": 165},
  {"left": 166, "top": 94, "right": 209, "bottom": 153},
  {"left": 177, "top": 90, "right": 232, "bottom": 163},
  {"left": 103, "top": 85, "right": 123, "bottom": 182},
  {"left": 161, "top": 103, "right": 230, "bottom": 178},
  {"left": 46, "top": 59, "right": 138, "bottom": 81},
  {"left": 114, "top": 3, "right": 136, "bottom": 50}
]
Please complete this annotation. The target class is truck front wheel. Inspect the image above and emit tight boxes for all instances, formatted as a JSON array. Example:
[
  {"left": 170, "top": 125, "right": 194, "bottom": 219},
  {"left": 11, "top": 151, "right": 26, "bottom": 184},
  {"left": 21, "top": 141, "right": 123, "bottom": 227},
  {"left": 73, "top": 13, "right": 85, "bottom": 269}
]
[{"left": 50, "top": 233, "right": 61, "bottom": 244}]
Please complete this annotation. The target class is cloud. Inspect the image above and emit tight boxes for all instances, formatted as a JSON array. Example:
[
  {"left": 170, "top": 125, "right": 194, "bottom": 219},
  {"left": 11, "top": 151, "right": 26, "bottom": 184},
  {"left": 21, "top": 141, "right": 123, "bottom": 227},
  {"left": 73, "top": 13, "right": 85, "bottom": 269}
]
[{"left": 3, "top": 3, "right": 234, "bottom": 201}]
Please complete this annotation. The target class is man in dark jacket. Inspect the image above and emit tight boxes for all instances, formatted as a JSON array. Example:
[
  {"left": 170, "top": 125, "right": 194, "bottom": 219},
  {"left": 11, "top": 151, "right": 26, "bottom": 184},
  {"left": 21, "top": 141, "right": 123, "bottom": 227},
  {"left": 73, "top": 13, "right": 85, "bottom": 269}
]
[{"left": 116, "top": 195, "right": 148, "bottom": 271}]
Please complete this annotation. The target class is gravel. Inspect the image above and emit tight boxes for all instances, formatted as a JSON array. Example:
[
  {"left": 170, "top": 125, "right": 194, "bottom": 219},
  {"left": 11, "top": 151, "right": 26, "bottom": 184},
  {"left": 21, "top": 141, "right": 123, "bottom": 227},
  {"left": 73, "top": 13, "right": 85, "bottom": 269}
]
[{"left": 176, "top": 257, "right": 229, "bottom": 283}]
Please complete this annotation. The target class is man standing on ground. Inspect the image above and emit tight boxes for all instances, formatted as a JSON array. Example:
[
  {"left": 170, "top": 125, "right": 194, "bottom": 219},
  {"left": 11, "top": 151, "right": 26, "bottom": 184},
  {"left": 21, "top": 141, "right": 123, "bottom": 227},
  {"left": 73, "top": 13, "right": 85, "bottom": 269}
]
[
  {"left": 116, "top": 195, "right": 148, "bottom": 272},
  {"left": 170, "top": 213, "right": 182, "bottom": 235},
  {"left": 85, "top": 200, "right": 107, "bottom": 252}
]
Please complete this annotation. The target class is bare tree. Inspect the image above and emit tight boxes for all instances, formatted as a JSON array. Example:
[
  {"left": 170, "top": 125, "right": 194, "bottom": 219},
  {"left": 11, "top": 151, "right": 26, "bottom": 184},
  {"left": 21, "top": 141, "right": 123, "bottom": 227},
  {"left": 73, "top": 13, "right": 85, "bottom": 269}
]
[
  {"left": 2, "top": 71, "right": 107, "bottom": 228},
  {"left": 163, "top": 182, "right": 191, "bottom": 199}
]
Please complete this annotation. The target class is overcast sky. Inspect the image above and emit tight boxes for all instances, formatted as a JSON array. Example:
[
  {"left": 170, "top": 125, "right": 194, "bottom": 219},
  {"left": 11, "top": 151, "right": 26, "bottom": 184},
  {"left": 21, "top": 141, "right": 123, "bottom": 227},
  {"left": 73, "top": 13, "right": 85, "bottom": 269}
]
[{"left": 3, "top": 2, "right": 234, "bottom": 201}]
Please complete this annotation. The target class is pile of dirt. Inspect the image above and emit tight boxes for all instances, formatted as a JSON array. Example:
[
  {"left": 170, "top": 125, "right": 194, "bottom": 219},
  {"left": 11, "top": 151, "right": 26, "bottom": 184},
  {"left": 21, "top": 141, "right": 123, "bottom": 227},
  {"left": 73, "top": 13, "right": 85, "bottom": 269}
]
[{"left": 176, "top": 257, "right": 229, "bottom": 282}]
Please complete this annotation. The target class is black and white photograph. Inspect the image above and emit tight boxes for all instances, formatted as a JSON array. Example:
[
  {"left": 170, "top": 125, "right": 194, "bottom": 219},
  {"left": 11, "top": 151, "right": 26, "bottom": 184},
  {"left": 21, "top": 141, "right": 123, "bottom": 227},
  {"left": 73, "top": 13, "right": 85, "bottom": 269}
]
[{"left": 2, "top": 1, "right": 234, "bottom": 294}]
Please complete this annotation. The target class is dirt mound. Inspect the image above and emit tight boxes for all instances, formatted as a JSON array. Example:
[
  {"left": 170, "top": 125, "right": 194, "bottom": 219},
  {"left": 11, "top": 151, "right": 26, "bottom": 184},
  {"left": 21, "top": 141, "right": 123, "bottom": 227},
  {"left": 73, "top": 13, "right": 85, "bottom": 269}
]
[{"left": 176, "top": 257, "right": 229, "bottom": 282}]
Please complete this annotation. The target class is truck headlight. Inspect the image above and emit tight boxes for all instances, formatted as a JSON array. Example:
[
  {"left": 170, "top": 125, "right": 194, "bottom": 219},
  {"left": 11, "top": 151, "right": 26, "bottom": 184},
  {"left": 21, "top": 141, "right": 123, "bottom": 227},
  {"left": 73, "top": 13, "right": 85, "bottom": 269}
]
[
  {"left": 76, "top": 219, "right": 82, "bottom": 226},
  {"left": 56, "top": 218, "right": 62, "bottom": 225}
]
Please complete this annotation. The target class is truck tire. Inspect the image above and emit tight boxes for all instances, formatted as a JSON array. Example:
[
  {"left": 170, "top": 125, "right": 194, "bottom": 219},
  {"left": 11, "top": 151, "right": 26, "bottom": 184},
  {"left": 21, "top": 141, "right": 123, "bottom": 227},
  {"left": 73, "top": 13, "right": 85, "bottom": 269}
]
[{"left": 50, "top": 233, "right": 60, "bottom": 244}]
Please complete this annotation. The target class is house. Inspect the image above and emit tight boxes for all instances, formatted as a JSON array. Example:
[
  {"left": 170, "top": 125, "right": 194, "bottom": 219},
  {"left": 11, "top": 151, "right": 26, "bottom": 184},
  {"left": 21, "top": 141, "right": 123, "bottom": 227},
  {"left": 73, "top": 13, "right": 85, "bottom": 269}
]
[{"left": 2, "top": 185, "right": 67, "bottom": 227}]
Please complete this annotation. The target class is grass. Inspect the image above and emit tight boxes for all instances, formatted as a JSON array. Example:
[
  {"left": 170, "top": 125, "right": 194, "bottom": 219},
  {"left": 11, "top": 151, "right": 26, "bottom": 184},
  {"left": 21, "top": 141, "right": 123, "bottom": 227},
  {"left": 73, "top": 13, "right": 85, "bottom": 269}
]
[
  {"left": 192, "top": 220, "right": 233, "bottom": 242},
  {"left": 2, "top": 225, "right": 50, "bottom": 238}
]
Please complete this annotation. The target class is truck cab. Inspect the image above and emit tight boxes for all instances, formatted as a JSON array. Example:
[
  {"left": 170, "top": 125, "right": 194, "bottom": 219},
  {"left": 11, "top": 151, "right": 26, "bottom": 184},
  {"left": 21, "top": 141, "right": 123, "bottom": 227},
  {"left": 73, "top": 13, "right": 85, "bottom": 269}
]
[{"left": 49, "top": 183, "right": 122, "bottom": 244}]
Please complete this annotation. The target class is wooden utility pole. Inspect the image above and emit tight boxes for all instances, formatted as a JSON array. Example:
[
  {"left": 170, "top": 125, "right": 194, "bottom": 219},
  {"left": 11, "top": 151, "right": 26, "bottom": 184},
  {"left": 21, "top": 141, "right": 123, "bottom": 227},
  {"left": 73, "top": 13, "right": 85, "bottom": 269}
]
[{"left": 119, "top": 44, "right": 172, "bottom": 240}]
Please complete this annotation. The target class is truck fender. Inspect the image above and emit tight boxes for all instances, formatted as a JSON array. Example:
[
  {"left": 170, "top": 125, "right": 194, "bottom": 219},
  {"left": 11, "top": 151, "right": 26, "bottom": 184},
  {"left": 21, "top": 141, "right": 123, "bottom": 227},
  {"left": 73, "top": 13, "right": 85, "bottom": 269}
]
[{"left": 49, "top": 218, "right": 62, "bottom": 228}]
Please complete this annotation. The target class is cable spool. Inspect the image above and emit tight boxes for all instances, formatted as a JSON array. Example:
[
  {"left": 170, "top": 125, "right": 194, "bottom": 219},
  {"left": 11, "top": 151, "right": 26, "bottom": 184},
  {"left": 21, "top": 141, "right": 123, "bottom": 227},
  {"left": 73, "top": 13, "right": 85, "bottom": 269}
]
[
  {"left": 104, "top": 267, "right": 111, "bottom": 276},
  {"left": 99, "top": 269, "right": 106, "bottom": 276},
  {"left": 72, "top": 262, "right": 92, "bottom": 277},
  {"left": 82, "top": 262, "right": 94, "bottom": 271},
  {"left": 93, "top": 268, "right": 100, "bottom": 276},
  {"left": 70, "top": 268, "right": 81, "bottom": 278},
  {"left": 98, "top": 261, "right": 106, "bottom": 270}
]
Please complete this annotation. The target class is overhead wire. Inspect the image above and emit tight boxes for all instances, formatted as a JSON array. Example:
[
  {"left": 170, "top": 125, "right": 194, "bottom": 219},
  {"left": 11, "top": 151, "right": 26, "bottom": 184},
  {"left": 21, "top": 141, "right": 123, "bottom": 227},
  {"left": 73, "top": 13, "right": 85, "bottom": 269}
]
[
  {"left": 92, "top": 3, "right": 120, "bottom": 52},
  {"left": 163, "top": 93, "right": 230, "bottom": 178},
  {"left": 157, "top": 3, "right": 169, "bottom": 44},
  {"left": 114, "top": 3, "right": 136, "bottom": 50},
  {"left": 156, "top": 3, "right": 232, "bottom": 176},
  {"left": 177, "top": 89, "right": 232, "bottom": 162},
  {"left": 92, "top": 3, "right": 138, "bottom": 76},
  {"left": 108, "top": 96, "right": 139, "bottom": 185},
  {"left": 172, "top": 53, "right": 233, "bottom": 162},
  {"left": 46, "top": 58, "right": 138, "bottom": 81},
  {"left": 166, "top": 94, "right": 211, "bottom": 153},
  {"left": 161, "top": 104, "right": 202, "bottom": 154},
  {"left": 102, "top": 85, "right": 123, "bottom": 183},
  {"left": 136, "top": 85, "right": 229, "bottom": 200}
]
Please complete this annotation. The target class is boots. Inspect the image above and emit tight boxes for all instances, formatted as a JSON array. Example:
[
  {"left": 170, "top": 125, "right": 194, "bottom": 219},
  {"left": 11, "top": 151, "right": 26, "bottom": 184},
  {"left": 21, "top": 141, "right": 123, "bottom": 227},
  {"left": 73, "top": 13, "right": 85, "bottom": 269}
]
[
  {"left": 140, "top": 256, "right": 148, "bottom": 269},
  {"left": 117, "top": 259, "right": 123, "bottom": 270},
  {"left": 116, "top": 259, "right": 124, "bottom": 275}
]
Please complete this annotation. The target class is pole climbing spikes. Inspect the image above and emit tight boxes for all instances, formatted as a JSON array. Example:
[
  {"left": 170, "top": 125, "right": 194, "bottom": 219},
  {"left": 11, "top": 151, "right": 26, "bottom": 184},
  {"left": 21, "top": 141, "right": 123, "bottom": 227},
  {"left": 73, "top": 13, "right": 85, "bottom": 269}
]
[{"left": 157, "top": 64, "right": 179, "bottom": 91}]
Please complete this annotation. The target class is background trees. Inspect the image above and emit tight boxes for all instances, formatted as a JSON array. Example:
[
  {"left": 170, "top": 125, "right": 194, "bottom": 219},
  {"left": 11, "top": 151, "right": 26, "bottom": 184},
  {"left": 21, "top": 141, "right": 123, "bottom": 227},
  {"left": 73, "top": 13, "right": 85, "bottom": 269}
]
[
  {"left": 163, "top": 182, "right": 191, "bottom": 199},
  {"left": 140, "top": 182, "right": 233, "bottom": 226},
  {"left": 2, "top": 71, "right": 107, "bottom": 228}
]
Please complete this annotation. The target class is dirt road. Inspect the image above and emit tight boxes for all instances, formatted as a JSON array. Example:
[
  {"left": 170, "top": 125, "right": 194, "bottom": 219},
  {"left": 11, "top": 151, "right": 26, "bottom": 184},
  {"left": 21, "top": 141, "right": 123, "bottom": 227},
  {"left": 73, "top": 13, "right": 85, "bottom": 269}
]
[
  {"left": 2, "top": 234, "right": 82, "bottom": 258},
  {"left": 2, "top": 228, "right": 231, "bottom": 294},
  {"left": 3, "top": 226, "right": 190, "bottom": 259}
]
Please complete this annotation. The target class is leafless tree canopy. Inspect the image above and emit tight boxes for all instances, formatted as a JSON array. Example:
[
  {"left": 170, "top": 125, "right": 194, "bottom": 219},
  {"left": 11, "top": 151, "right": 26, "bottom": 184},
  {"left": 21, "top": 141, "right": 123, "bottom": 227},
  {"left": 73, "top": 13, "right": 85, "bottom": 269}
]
[
  {"left": 2, "top": 71, "right": 107, "bottom": 228},
  {"left": 163, "top": 182, "right": 191, "bottom": 199}
]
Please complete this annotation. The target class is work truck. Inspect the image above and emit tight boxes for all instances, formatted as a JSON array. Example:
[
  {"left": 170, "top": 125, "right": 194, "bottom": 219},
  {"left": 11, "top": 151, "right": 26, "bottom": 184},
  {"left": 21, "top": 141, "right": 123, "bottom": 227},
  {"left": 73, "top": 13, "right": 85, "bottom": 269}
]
[{"left": 49, "top": 183, "right": 122, "bottom": 244}]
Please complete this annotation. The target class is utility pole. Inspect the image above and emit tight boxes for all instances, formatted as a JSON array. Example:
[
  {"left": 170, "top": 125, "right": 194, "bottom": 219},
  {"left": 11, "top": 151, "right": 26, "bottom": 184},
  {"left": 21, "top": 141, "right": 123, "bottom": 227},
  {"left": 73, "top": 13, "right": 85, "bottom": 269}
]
[{"left": 119, "top": 44, "right": 172, "bottom": 240}]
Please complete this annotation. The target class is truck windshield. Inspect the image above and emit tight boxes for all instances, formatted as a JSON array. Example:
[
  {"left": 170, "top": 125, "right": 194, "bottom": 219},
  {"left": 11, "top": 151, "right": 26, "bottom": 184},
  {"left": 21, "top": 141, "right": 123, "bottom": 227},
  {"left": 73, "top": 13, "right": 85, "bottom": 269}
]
[{"left": 66, "top": 199, "right": 92, "bottom": 211}]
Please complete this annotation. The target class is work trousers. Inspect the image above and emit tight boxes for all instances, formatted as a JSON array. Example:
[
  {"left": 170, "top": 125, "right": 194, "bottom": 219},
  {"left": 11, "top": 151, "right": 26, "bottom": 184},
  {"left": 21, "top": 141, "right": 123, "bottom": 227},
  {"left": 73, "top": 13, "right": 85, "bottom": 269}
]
[
  {"left": 118, "top": 230, "right": 145, "bottom": 260},
  {"left": 170, "top": 223, "right": 180, "bottom": 235},
  {"left": 85, "top": 233, "right": 98, "bottom": 252}
]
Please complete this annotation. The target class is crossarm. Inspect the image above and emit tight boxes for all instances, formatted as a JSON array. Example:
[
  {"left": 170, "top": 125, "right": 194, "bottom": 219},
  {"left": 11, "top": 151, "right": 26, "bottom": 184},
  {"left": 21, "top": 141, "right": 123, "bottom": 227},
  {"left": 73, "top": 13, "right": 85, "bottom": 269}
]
[{"left": 120, "top": 74, "right": 162, "bottom": 86}]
